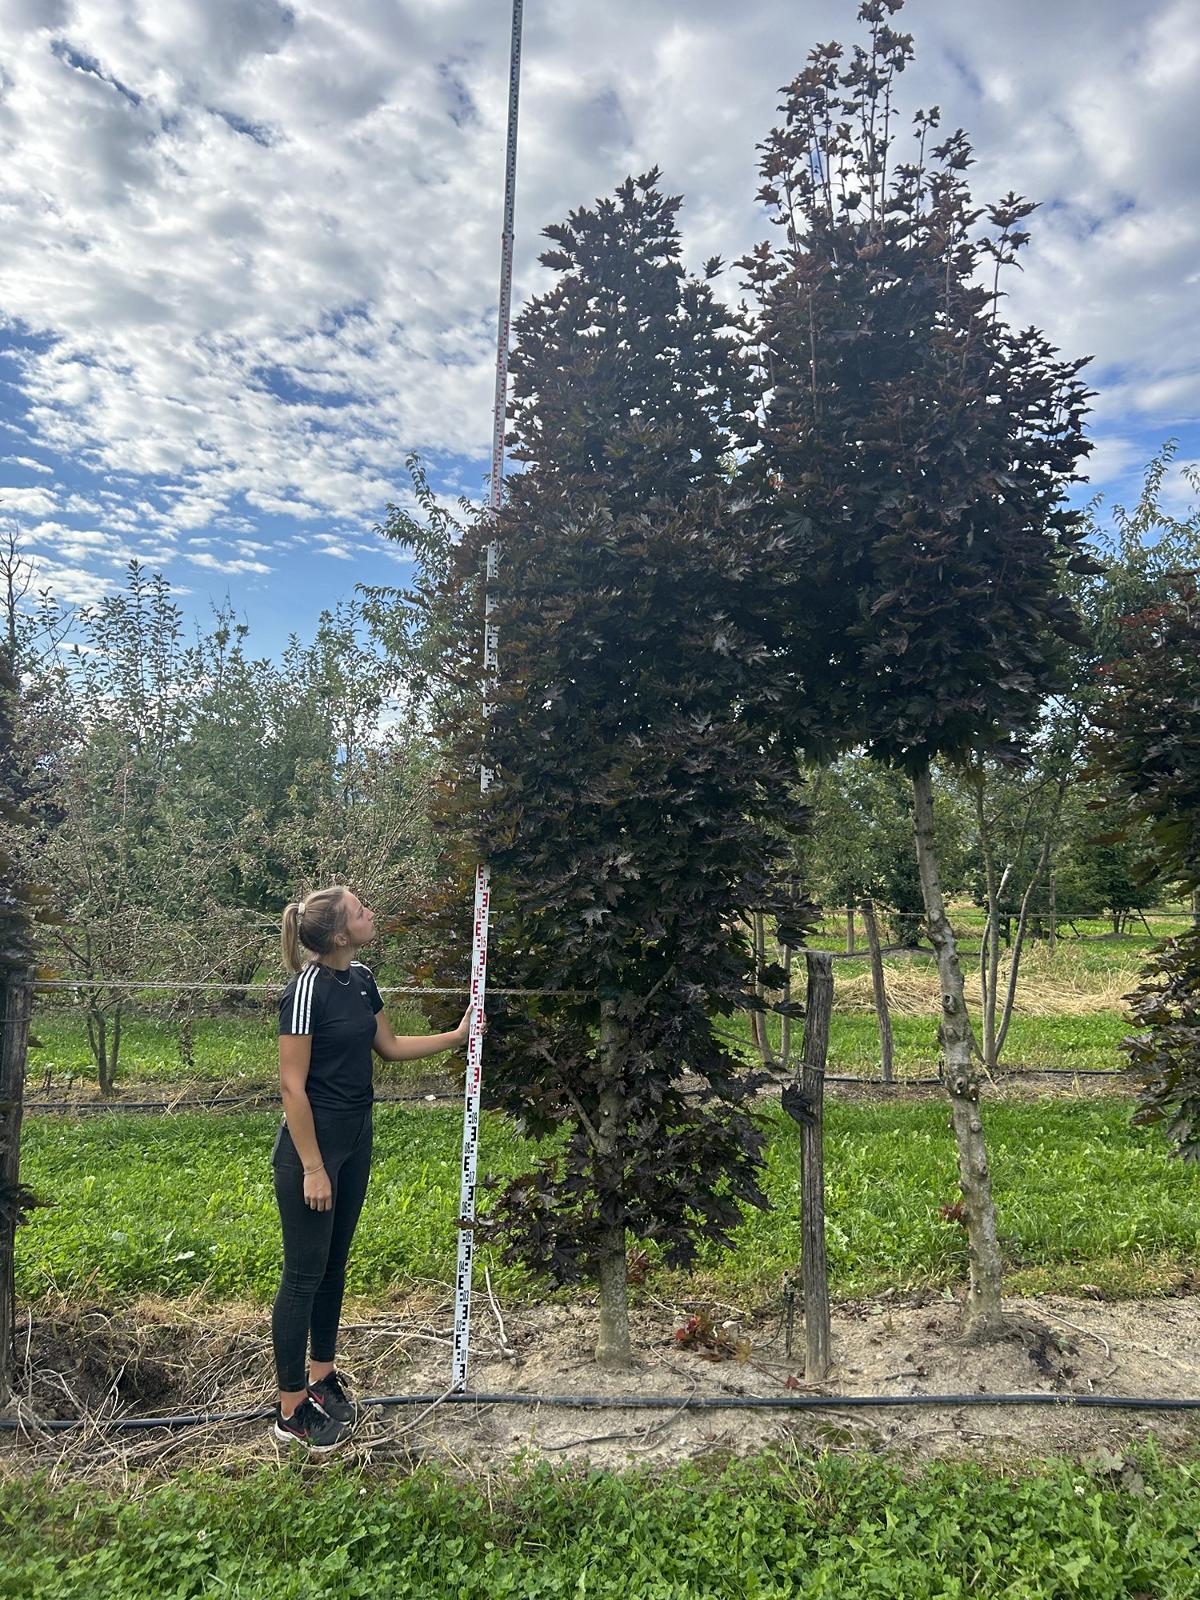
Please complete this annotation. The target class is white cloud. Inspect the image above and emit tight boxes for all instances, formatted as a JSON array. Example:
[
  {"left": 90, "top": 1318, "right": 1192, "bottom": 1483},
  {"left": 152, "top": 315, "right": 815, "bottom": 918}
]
[
  {"left": 187, "top": 550, "right": 272, "bottom": 575},
  {"left": 1081, "top": 437, "right": 1145, "bottom": 487},
  {"left": 1161, "top": 460, "right": 1200, "bottom": 514},
  {"left": 19, "top": 554, "right": 117, "bottom": 606},
  {"left": 1, "top": 453, "right": 52, "bottom": 472},
  {"left": 0, "top": 0, "right": 1194, "bottom": 629},
  {"left": 0, "top": 484, "right": 58, "bottom": 517}
]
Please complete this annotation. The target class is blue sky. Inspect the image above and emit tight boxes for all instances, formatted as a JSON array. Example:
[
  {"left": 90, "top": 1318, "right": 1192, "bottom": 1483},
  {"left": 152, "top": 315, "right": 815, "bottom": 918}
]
[{"left": 1, "top": 0, "right": 1197, "bottom": 659}]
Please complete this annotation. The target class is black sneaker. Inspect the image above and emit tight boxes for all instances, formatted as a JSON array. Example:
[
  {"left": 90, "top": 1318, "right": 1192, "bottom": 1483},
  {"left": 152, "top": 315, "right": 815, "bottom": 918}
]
[
  {"left": 273, "top": 1397, "right": 347, "bottom": 1453},
  {"left": 308, "top": 1368, "right": 359, "bottom": 1424}
]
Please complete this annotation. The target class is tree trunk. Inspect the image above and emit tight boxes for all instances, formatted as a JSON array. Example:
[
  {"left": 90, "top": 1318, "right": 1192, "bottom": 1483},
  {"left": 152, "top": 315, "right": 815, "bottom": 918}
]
[
  {"left": 749, "top": 911, "right": 774, "bottom": 1067},
  {"left": 799, "top": 952, "right": 832, "bottom": 1380},
  {"left": 1048, "top": 875, "right": 1058, "bottom": 956},
  {"left": 860, "top": 898, "right": 894, "bottom": 1084},
  {"left": 995, "top": 826, "right": 1059, "bottom": 1061},
  {"left": 779, "top": 940, "right": 795, "bottom": 1067},
  {"left": 109, "top": 1004, "right": 123, "bottom": 1094},
  {"left": 910, "top": 762, "right": 1005, "bottom": 1340},
  {"left": 87, "top": 1007, "right": 111, "bottom": 1095},
  {"left": 971, "top": 767, "right": 1010, "bottom": 1075},
  {"left": 0, "top": 974, "right": 34, "bottom": 1409},
  {"left": 845, "top": 901, "right": 855, "bottom": 955},
  {"left": 594, "top": 999, "right": 631, "bottom": 1369}
]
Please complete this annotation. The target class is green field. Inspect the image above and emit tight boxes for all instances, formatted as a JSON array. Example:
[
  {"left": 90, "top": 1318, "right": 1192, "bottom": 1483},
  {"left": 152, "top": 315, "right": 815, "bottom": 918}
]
[
  {"left": 3, "top": 1448, "right": 1198, "bottom": 1599},
  {"left": 721, "top": 1010, "right": 1133, "bottom": 1077},
  {"left": 28, "top": 1000, "right": 448, "bottom": 1089},
  {"left": 29, "top": 1003, "right": 1137, "bottom": 1090},
  {"left": 17, "top": 1097, "right": 1200, "bottom": 1305}
]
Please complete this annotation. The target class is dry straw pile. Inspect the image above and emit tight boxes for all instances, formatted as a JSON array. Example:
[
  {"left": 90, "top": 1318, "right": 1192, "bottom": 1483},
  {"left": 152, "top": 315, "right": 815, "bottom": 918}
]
[{"left": 835, "top": 953, "right": 1130, "bottom": 1019}]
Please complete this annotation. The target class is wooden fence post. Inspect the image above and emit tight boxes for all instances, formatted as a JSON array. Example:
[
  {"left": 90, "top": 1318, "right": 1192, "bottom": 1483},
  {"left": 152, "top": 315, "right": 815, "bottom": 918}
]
[
  {"left": 783, "top": 950, "right": 833, "bottom": 1381},
  {"left": 0, "top": 972, "right": 34, "bottom": 1410}
]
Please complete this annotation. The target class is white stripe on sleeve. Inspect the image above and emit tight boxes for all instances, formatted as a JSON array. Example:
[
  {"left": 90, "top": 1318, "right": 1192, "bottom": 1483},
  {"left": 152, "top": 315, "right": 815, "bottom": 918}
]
[
  {"left": 301, "top": 965, "right": 317, "bottom": 1033},
  {"left": 291, "top": 965, "right": 317, "bottom": 1034}
]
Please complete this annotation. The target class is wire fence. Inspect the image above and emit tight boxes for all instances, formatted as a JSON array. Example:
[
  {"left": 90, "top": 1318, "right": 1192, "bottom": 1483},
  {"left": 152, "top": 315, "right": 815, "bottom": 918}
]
[{"left": 20, "top": 904, "right": 1155, "bottom": 1109}]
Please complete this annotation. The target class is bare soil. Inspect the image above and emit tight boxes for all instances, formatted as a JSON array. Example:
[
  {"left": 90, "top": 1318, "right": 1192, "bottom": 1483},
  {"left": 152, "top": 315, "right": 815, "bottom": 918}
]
[
  {"left": 21, "top": 1063, "right": 1135, "bottom": 1114},
  {"left": 3, "top": 1288, "right": 1197, "bottom": 1480}
]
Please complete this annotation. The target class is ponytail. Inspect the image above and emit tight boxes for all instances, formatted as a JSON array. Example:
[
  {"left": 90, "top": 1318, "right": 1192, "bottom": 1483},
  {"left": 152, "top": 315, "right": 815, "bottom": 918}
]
[
  {"left": 280, "top": 886, "right": 351, "bottom": 974},
  {"left": 281, "top": 902, "right": 306, "bottom": 974}
]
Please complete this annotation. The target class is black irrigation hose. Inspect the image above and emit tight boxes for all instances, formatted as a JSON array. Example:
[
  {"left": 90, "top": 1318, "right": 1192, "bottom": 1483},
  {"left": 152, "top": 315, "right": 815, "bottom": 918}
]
[{"left": 4, "top": 1389, "right": 1200, "bottom": 1434}]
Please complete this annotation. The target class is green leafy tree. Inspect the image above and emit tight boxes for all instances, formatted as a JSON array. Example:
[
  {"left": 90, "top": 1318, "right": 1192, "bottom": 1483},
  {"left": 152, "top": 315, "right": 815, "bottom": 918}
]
[
  {"left": 3, "top": 555, "right": 435, "bottom": 1088},
  {"left": 744, "top": 0, "right": 1093, "bottom": 1334},
  {"left": 0, "top": 633, "right": 42, "bottom": 1404},
  {"left": 19, "top": 566, "right": 252, "bottom": 1089},
  {"left": 408, "top": 171, "right": 810, "bottom": 1365},
  {"left": 1055, "top": 827, "right": 1163, "bottom": 934},
  {"left": 1078, "top": 445, "right": 1200, "bottom": 668},
  {"left": 805, "top": 755, "right": 968, "bottom": 946},
  {"left": 363, "top": 459, "right": 497, "bottom": 740},
  {"left": 175, "top": 599, "right": 435, "bottom": 960}
]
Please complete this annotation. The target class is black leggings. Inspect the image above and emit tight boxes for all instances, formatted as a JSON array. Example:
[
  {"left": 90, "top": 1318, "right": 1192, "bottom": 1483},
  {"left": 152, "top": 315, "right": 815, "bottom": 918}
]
[{"left": 271, "top": 1105, "right": 373, "bottom": 1392}]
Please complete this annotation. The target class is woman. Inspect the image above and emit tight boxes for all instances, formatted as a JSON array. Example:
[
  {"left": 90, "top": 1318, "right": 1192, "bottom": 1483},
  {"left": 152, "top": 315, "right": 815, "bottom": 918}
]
[{"left": 272, "top": 884, "right": 472, "bottom": 1453}]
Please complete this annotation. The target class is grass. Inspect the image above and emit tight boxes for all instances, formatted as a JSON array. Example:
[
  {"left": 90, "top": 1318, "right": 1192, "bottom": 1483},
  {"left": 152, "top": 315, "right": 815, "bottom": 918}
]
[
  {"left": 2, "top": 1448, "right": 1199, "bottom": 1598},
  {"left": 17, "top": 1097, "right": 1200, "bottom": 1306},
  {"left": 28, "top": 1001, "right": 446, "bottom": 1090},
  {"left": 722, "top": 1099, "right": 1200, "bottom": 1301},
  {"left": 722, "top": 1010, "right": 1133, "bottom": 1076},
  {"left": 16, "top": 1104, "right": 541, "bottom": 1304}
]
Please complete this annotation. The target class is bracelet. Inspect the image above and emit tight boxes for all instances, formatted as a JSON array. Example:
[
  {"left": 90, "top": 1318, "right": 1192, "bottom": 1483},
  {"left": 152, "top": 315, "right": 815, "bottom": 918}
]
[{"left": 303, "top": 1163, "right": 325, "bottom": 1175}]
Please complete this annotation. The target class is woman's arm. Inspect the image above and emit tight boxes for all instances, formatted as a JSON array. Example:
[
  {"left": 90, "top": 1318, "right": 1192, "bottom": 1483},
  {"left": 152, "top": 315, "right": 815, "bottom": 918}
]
[
  {"left": 373, "top": 1006, "right": 472, "bottom": 1063},
  {"left": 278, "top": 1034, "right": 332, "bottom": 1211}
]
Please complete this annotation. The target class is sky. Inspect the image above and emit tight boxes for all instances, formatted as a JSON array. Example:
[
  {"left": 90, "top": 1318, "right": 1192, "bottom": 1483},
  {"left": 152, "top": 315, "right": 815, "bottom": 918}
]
[{"left": 0, "top": 0, "right": 1197, "bottom": 660}]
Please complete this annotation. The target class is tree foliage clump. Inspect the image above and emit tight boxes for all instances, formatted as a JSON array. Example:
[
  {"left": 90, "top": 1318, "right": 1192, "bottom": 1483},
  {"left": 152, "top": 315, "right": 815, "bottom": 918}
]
[
  {"left": 743, "top": 11, "right": 1095, "bottom": 767},
  {"left": 0, "top": 647, "right": 35, "bottom": 984},
  {"left": 415, "top": 172, "right": 811, "bottom": 1360},
  {"left": 804, "top": 755, "right": 967, "bottom": 944},
  {"left": 1091, "top": 572, "right": 1200, "bottom": 1155},
  {"left": 1, "top": 546, "right": 436, "bottom": 1089}
]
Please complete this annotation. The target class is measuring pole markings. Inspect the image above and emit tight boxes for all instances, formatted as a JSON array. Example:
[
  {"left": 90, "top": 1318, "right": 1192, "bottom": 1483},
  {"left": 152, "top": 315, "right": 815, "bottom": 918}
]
[{"left": 451, "top": 0, "right": 523, "bottom": 1394}]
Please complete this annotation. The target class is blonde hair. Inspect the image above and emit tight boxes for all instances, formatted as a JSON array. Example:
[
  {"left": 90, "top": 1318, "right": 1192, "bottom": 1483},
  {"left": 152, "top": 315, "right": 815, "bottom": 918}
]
[{"left": 281, "top": 886, "right": 352, "bottom": 974}]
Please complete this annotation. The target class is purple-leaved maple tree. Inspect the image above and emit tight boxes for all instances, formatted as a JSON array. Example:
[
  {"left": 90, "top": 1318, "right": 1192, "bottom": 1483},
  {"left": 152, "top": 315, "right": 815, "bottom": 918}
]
[
  {"left": 742, "top": 0, "right": 1094, "bottom": 1336},
  {"left": 398, "top": 172, "right": 811, "bottom": 1365}
]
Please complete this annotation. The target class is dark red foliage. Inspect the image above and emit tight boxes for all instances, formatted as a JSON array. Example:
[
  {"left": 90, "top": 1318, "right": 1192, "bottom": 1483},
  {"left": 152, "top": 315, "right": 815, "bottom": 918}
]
[
  {"left": 1092, "top": 581, "right": 1200, "bottom": 1156},
  {"left": 741, "top": 1, "right": 1095, "bottom": 770},
  {"left": 411, "top": 172, "right": 815, "bottom": 1287}
]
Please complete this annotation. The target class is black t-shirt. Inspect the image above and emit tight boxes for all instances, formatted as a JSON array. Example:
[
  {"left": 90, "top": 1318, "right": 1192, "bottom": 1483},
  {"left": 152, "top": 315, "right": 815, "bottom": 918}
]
[{"left": 278, "top": 961, "right": 384, "bottom": 1112}]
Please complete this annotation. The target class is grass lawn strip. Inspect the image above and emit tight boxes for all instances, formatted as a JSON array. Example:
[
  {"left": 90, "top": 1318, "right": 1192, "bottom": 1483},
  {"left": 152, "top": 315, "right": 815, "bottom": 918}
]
[
  {"left": 17, "top": 1098, "right": 1200, "bottom": 1305},
  {"left": 0, "top": 1449, "right": 1198, "bottom": 1598}
]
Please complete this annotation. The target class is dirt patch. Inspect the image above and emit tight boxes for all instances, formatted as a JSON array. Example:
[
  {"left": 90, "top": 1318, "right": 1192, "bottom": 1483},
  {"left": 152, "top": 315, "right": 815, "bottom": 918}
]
[
  {"left": 21, "top": 1065, "right": 1135, "bottom": 1118},
  {"left": 3, "top": 1289, "right": 1198, "bottom": 1479}
]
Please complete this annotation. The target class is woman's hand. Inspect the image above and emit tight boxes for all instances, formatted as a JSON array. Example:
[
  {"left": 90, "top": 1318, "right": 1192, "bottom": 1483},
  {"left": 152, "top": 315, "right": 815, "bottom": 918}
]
[
  {"left": 454, "top": 1006, "right": 486, "bottom": 1047},
  {"left": 304, "top": 1166, "right": 333, "bottom": 1212}
]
